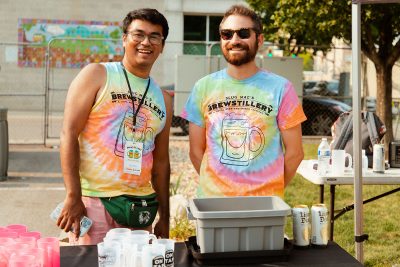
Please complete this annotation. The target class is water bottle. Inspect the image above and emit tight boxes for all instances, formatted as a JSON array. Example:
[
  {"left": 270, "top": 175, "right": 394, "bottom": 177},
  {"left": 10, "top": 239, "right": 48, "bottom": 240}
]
[
  {"left": 362, "top": 149, "right": 368, "bottom": 175},
  {"left": 317, "top": 138, "right": 331, "bottom": 175}
]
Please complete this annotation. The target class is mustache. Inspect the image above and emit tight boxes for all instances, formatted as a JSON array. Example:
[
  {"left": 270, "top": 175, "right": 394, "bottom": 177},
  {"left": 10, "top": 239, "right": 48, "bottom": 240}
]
[{"left": 228, "top": 43, "right": 249, "bottom": 50}]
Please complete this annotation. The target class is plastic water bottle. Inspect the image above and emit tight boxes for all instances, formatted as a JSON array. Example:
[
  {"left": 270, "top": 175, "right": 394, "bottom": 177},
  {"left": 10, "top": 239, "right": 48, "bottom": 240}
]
[
  {"left": 317, "top": 138, "right": 331, "bottom": 175},
  {"left": 362, "top": 149, "right": 368, "bottom": 175}
]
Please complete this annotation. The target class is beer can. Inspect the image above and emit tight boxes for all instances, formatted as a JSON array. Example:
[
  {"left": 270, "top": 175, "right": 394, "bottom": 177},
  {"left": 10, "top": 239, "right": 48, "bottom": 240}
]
[
  {"left": 373, "top": 144, "right": 385, "bottom": 173},
  {"left": 292, "top": 205, "right": 310, "bottom": 247},
  {"left": 311, "top": 204, "right": 329, "bottom": 246}
]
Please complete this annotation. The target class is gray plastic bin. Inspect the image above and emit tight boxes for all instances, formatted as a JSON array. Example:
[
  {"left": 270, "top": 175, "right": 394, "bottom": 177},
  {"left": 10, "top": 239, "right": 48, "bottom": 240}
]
[
  {"left": 188, "top": 196, "right": 291, "bottom": 253},
  {"left": 0, "top": 108, "right": 8, "bottom": 181}
]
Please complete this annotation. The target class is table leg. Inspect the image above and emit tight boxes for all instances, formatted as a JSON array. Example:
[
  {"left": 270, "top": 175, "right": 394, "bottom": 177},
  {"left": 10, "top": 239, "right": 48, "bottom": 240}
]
[
  {"left": 329, "top": 185, "right": 336, "bottom": 241},
  {"left": 319, "top": 185, "right": 325, "bottom": 203}
]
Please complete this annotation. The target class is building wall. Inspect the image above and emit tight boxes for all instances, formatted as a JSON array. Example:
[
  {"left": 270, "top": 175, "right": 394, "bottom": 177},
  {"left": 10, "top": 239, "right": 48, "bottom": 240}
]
[{"left": 0, "top": 0, "right": 245, "bottom": 111}]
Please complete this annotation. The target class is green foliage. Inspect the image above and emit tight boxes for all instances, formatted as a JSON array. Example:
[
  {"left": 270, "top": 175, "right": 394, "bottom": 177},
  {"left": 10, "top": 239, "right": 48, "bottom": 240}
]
[
  {"left": 170, "top": 173, "right": 183, "bottom": 196},
  {"left": 247, "top": 0, "right": 400, "bottom": 144},
  {"left": 298, "top": 52, "right": 314, "bottom": 71},
  {"left": 169, "top": 217, "right": 196, "bottom": 241},
  {"left": 284, "top": 142, "right": 400, "bottom": 266},
  {"left": 247, "top": 0, "right": 400, "bottom": 57}
]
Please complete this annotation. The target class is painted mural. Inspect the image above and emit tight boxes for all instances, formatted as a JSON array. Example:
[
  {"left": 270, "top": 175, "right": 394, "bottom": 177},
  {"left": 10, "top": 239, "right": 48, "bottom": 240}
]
[{"left": 18, "top": 18, "right": 124, "bottom": 68}]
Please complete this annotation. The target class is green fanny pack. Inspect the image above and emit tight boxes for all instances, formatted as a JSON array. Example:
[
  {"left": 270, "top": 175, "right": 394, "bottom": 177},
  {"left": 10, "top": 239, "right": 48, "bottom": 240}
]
[{"left": 100, "top": 193, "right": 159, "bottom": 228}]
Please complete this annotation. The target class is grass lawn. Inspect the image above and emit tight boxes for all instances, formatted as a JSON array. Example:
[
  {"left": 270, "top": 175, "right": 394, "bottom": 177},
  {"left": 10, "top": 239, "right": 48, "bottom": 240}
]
[{"left": 284, "top": 142, "right": 400, "bottom": 266}]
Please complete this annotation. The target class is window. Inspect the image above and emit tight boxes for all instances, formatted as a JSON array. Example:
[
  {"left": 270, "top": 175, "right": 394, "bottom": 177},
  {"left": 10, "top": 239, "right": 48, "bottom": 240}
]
[{"left": 183, "top": 15, "right": 222, "bottom": 55}]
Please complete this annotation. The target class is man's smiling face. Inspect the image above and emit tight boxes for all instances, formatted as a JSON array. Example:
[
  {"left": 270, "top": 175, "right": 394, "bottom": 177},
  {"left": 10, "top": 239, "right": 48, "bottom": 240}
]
[
  {"left": 220, "top": 15, "right": 262, "bottom": 66},
  {"left": 123, "top": 19, "right": 164, "bottom": 70}
]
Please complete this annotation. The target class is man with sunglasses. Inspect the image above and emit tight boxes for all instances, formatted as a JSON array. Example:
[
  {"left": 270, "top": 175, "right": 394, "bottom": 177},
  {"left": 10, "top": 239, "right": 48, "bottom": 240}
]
[
  {"left": 58, "top": 8, "right": 172, "bottom": 244},
  {"left": 182, "top": 5, "right": 306, "bottom": 198}
]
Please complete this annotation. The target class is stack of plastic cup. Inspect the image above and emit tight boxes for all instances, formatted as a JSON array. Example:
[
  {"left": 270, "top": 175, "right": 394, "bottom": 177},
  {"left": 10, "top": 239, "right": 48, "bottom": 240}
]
[
  {"left": 0, "top": 224, "right": 59, "bottom": 267},
  {"left": 98, "top": 228, "right": 176, "bottom": 267}
]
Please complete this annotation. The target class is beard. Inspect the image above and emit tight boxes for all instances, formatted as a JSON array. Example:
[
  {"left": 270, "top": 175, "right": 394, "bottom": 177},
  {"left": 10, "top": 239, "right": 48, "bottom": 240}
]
[{"left": 222, "top": 41, "right": 258, "bottom": 66}]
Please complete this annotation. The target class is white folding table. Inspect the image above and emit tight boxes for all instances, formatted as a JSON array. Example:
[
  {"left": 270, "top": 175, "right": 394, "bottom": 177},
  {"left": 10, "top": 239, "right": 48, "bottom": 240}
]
[{"left": 296, "top": 160, "right": 400, "bottom": 240}]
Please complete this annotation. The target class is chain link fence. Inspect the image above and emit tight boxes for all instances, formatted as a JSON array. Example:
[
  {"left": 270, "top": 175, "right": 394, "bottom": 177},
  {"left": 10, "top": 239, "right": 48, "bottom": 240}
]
[
  {"left": 2, "top": 39, "right": 397, "bottom": 144},
  {"left": 0, "top": 42, "right": 46, "bottom": 144}
]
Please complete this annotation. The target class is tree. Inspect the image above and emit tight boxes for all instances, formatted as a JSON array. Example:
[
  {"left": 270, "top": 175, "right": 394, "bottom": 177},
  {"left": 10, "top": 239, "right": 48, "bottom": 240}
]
[{"left": 248, "top": 0, "right": 400, "bottom": 148}]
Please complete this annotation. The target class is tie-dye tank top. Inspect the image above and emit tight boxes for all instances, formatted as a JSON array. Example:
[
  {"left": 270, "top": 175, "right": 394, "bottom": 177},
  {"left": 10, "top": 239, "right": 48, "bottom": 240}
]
[
  {"left": 79, "top": 62, "right": 166, "bottom": 197},
  {"left": 182, "top": 69, "right": 306, "bottom": 197}
]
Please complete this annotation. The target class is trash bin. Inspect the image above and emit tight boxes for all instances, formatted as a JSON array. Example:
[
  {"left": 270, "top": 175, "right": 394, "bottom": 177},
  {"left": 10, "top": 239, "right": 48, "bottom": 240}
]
[{"left": 0, "top": 108, "right": 8, "bottom": 181}]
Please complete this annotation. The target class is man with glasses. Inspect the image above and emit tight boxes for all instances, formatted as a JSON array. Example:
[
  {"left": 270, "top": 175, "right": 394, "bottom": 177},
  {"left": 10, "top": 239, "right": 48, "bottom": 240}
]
[
  {"left": 58, "top": 8, "right": 172, "bottom": 244},
  {"left": 182, "top": 5, "right": 306, "bottom": 198}
]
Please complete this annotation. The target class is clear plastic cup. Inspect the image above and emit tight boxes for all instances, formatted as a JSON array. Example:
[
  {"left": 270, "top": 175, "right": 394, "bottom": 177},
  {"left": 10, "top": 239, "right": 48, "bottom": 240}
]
[
  {"left": 131, "top": 251, "right": 142, "bottom": 267},
  {"left": 157, "top": 239, "right": 175, "bottom": 267},
  {"left": 130, "top": 230, "right": 157, "bottom": 245},
  {"left": 97, "top": 241, "right": 121, "bottom": 267},
  {"left": 121, "top": 238, "right": 138, "bottom": 266},
  {"left": 131, "top": 230, "right": 150, "bottom": 235},
  {"left": 124, "top": 234, "right": 157, "bottom": 252},
  {"left": 106, "top": 228, "right": 131, "bottom": 238},
  {"left": 142, "top": 244, "right": 166, "bottom": 267}
]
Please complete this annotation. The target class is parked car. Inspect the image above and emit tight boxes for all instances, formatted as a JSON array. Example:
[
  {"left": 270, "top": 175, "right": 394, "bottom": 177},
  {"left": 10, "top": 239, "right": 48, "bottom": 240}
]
[
  {"left": 303, "top": 80, "right": 339, "bottom": 96},
  {"left": 162, "top": 84, "right": 351, "bottom": 137},
  {"left": 302, "top": 96, "right": 352, "bottom": 136}
]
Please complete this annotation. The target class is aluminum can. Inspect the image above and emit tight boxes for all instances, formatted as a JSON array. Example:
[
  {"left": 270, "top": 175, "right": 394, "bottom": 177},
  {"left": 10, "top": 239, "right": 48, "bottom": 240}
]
[
  {"left": 311, "top": 204, "right": 329, "bottom": 246},
  {"left": 292, "top": 205, "right": 310, "bottom": 247},
  {"left": 373, "top": 144, "right": 385, "bottom": 173}
]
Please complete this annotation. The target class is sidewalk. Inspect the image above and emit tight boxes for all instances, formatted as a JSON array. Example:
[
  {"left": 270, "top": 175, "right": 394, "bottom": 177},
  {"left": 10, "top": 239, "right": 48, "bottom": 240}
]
[{"left": 0, "top": 145, "right": 64, "bottom": 238}]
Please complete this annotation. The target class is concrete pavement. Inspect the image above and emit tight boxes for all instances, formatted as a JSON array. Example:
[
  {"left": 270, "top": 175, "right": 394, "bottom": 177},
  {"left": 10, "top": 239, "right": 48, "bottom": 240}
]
[{"left": 0, "top": 146, "right": 65, "bottom": 238}]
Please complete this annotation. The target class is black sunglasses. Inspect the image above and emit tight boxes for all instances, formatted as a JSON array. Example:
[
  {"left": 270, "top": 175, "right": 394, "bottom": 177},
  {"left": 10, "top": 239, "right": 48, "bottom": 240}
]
[{"left": 219, "top": 28, "right": 254, "bottom": 40}]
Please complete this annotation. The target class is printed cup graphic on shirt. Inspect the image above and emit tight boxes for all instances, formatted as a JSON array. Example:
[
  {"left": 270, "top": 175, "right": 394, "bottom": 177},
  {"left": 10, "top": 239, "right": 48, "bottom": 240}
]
[
  {"left": 114, "top": 110, "right": 154, "bottom": 157},
  {"left": 220, "top": 114, "right": 265, "bottom": 166},
  {"left": 133, "top": 113, "right": 154, "bottom": 142}
]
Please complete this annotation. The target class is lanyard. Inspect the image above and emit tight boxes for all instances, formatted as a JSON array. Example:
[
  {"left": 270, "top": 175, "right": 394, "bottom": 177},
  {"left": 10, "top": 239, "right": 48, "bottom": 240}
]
[{"left": 121, "top": 62, "right": 150, "bottom": 130}]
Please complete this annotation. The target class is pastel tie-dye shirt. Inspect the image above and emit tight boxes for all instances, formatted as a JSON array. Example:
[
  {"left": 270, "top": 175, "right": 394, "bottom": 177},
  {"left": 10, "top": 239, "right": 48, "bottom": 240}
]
[
  {"left": 182, "top": 69, "right": 306, "bottom": 197},
  {"left": 79, "top": 62, "right": 166, "bottom": 197}
]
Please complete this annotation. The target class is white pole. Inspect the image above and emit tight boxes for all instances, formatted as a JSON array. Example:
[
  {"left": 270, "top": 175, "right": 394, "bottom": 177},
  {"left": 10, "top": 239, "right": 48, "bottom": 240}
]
[{"left": 352, "top": 2, "right": 364, "bottom": 263}]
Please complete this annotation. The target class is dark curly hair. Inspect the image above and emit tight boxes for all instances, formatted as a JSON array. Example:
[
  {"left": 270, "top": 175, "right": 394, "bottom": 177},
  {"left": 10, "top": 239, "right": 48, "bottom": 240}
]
[
  {"left": 122, "top": 8, "right": 169, "bottom": 45},
  {"left": 220, "top": 5, "right": 262, "bottom": 35}
]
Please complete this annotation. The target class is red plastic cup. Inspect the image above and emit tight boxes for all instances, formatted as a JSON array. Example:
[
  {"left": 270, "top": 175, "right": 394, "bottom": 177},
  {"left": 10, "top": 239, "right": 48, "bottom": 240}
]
[
  {"left": 6, "top": 225, "right": 27, "bottom": 235},
  {"left": 37, "top": 237, "right": 60, "bottom": 267},
  {"left": 18, "top": 232, "right": 41, "bottom": 241},
  {"left": 0, "top": 237, "right": 15, "bottom": 246},
  {"left": 0, "top": 231, "right": 18, "bottom": 239},
  {"left": 17, "top": 247, "right": 45, "bottom": 267},
  {"left": 6, "top": 243, "right": 31, "bottom": 254},
  {"left": 8, "top": 254, "right": 35, "bottom": 267},
  {"left": 15, "top": 237, "right": 36, "bottom": 248}
]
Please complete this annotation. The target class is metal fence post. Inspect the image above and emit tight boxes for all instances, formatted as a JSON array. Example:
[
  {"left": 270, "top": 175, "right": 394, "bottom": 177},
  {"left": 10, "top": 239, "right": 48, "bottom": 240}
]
[{"left": 0, "top": 108, "right": 8, "bottom": 181}]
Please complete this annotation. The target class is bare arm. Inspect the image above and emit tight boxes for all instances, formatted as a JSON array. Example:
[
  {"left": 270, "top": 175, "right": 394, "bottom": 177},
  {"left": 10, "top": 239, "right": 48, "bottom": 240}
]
[
  {"left": 281, "top": 124, "right": 304, "bottom": 187},
  {"left": 188, "top": 122, "right": 206, "bottom": 174},
  {"left": 152, "top": 90, "right": 173, "bottom": 238},
  {"left": 58, "top": 63, "right": 106, "bottom": 239}
]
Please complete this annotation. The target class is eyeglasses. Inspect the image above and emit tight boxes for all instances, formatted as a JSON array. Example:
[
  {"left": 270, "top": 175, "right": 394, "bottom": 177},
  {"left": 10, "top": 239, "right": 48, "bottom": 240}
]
[
  {"left": 219, "top": 28, "right": 255, "bottom": 40},
  {"left": 126, "top": 32, "right": 164, "bottom": 45}
]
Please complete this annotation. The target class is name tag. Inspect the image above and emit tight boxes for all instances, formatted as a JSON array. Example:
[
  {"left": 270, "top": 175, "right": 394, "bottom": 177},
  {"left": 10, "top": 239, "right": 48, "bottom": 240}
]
[{"left": 123, "top": 141, "right": 143, "bottom": 175}]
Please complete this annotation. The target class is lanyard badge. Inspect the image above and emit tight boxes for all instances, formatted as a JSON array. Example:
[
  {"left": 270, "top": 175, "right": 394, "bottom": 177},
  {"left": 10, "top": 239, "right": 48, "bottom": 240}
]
[{"left": 124, "top": 141, "right": 143, "bottom": 175}]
